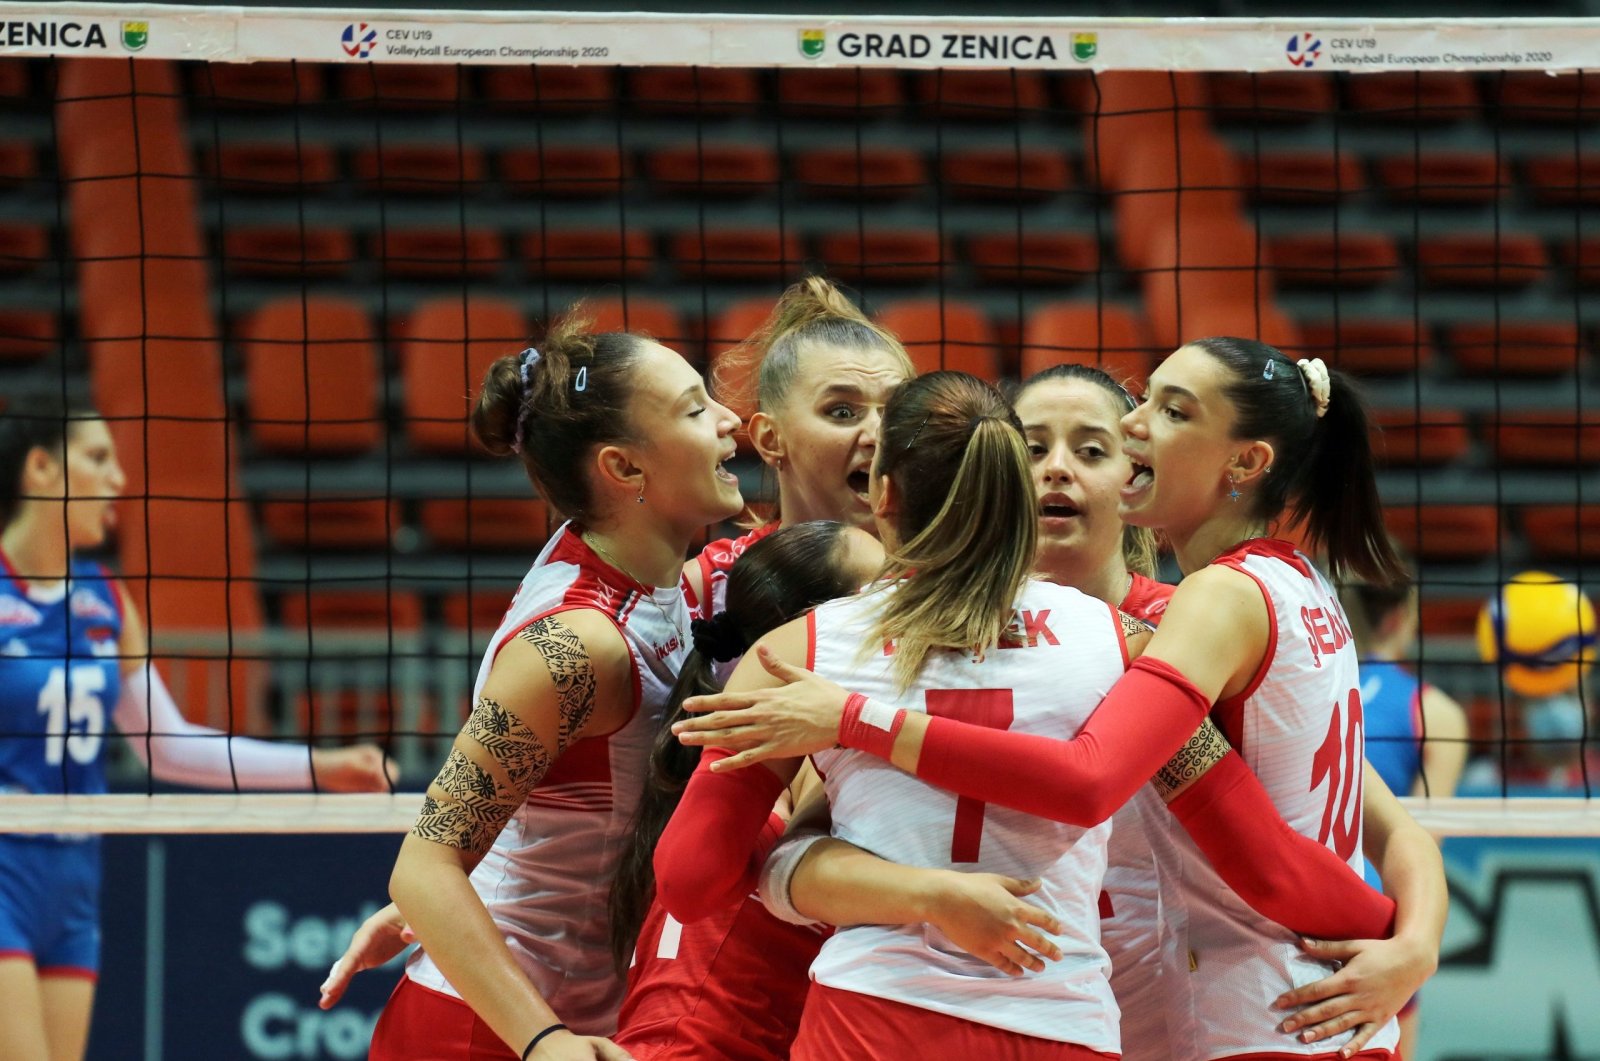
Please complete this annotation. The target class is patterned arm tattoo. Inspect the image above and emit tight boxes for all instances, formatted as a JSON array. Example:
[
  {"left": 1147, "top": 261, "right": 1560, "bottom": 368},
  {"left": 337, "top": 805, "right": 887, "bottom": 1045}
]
[
  {"left": 1151, "top": 718, "right": 1233, "bottom": 800},
  {"left": 410, "top": 614, "right": 598, "bottom": 853}
]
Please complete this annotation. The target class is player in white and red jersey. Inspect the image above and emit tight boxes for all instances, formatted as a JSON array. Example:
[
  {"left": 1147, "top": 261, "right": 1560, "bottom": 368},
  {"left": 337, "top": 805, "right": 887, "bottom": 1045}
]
[
  {"left": 683, "top": 276, "right": 914, "bottom": 623},
  {"left": 368, "top": 317, "right": 745, "bottom": 1061},
  {"left": 676, "top": 340, "right": 1448, "bottom": 1060},
  {"left": 657, "top": 371, "right": 1146, "bottom": 1059},
  {"left": 610, "top": 521, "right": 883, "bottom": 1061}
]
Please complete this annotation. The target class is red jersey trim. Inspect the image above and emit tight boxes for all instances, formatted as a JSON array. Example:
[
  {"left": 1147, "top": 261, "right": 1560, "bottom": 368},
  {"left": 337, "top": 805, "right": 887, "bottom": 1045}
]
[
  {"left": 0, "top": 546, "right": 27, "bottom": 593},
  {"left": 37, "top": 964, "right": 99, "bottom": 982},
  {"left": 1121, "top": 572, "right": 1175, "bottom": 625},
  {"left": 1210, "top": 563, "right": 1278, "bottom": 755},
  {"left": 1213, "top": 537, "right": 1317, "bottom": 579},
  {"left": 1108, "top": 601, "right": 1131, "bottom": 670},
  {"left": 805, "top": 609, "right": 818, "bottom": 671}
]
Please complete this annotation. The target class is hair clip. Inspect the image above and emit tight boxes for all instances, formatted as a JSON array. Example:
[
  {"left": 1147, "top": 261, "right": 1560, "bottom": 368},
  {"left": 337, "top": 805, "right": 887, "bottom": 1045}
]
[
  {"left": 575, "top": 366, "right": 588, "bottom": 393},
  {"left": 1262, "top": 360, "right": 1277, "bottom": 381}
]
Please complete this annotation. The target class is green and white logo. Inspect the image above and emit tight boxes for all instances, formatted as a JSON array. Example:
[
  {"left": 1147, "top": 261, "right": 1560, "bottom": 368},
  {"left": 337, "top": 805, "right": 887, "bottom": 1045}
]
[
  {"left": 121, "top": 20, "right": 148, "bottom": 51},
  {"left": 799, "top": 29, "right": 825, "bottom": 59},
  {"left": 1071, "top": 32, "right": 1097, "bottom": 62}
]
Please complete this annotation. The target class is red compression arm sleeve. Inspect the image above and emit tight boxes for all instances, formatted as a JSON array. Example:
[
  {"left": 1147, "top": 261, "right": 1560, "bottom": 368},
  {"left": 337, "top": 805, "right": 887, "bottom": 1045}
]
[
  {"left": 1166, "top": 751, "right": 1396, "bottom": 940},
  {"left": 653, "top": 749, "right": 790, "bottom": 924},
  {"left": 909, "top": 656, "right": 1211, "bottom": 828}
]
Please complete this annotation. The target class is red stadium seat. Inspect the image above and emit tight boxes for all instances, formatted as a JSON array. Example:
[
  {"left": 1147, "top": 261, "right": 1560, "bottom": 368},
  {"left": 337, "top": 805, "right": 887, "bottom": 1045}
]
[
  {"left": 372, "top": 228, "right": 505, "bottom": 280},
  {"left": 1139, "top": 217, "right": 1274, "bottom": 351},
  {"left": 0, "top": 60, "right": 30, "bottom": 100},
  {"left": 521, "top": 229, "right": 653, "bottom": 282},
  {"left": 1081, "top": 72, "right": 1211, "bottom": 191},
  {"left": 337, "top": 64, "right": 465, "bottom": 107},
  {"left": 0, "top": 222, "right": 46, "bottom": 276},
  {"left": 259, "top": 498, "right": 400, "bottom": 551},
  {"left": 0, "top": 142, "right": 36, "bottom": 187},
  {"left": 351, "top": 144, "right": 487, "bottom": 194},
  {"left": 1415, "top": 233, "right": 1547, "bottom": 289},
  {"left": 1269, "top": 232, "right": 1400, "bottom": 289},
  {"left": 628, "top": 67, "right": 762, "bottom": 116},
  {"left": 910, "top": 71, "right": 1049, "bottom": 118},
  {"left": 1376, "top": 152, "right": 1508, "bottom": 204},
  {"left": 1486, "top": 410, "right": 1600, "bottom": 467},
  {"left": 671, "top": 229, "right": 802, "bottom": 282},
  {"left": 1484, "top": 72, "right": 1600, "bottom": 123},
  {"left": 647, "top": 144, "right": 779, "bottom": 197},
  {"left": 582, "top": 297, "right": 688, "bottom": 351},
  {"left": 792, "top": 147, "right": 926, "bottom": 200},
  {"left": 239, "top": 297, "right": 381, "bottom": 456},
  {"left": 222, "top": 226, "right": 355, "bottom": 279},
  {"left": 1370, "top": 408, "right": 1470, "bottom": 467},
  {"left": 0, "top": 309, "right": 57, "bottom": 361},
  {"left": 399, "top": 296, "right": 529, "bottom": 455},
  {"left": 966, "top": 231, "right": 1098, "bottom": 287},
  {"left": 875, "top": 299, "right": 1001, "bottom": 381},
  {"left": 1521, "top": 506, "right": 1600, "bottom": 562},
  {"left": 941, "top": 148, "right": 1072, "bottom": 202},
  {"left": 441, "top": 588, "right": 518, "bottom": 631},
  {"left": 1112, "top": 135, "right": 1243, "bottom": 270},
  {"left": 203, "top": 143, "right": 339, "bottom": 195},
  {"left": 777, "top": 69, "right": 903, "bottom": 115},
  {"left": 279, "top": 590, "right": 424, "bottom": 633},
  {"left": 1244, "top": 150, "right": 1365, "bottom": 204},
  {"left": 1209, "top": 72, "right": 1336, "bottom": 123},
  {"left": 192, "top": 62, "right": 324, "bottom": 107},
  {"left": 705, "top": 298, "right": 773, "bottom": 452},
  {"left": 1020, "top": 303, "right": 1155, "bottom": 386},
  {"left": 1444, "top": 321, "right": 1585, "bottom": 376},
  {"left": 421, "top": 498, "right": 552, "bottom": 552},
  {"left": 1170, "top": 301, "right": 1301, "bottom": 355},
  {"left": 1559, "top": 236, "right": 1600, "bottom": 288},
  {"left": 1344, "top": 73, "right": 1478, "bottom": 122},
  {"left": 1383, "top": 505, "right": 1500, "bottom": 562},
  {"left": 815, "top": 230, "right": 945, "bottom": 283},
  {"left": 1298, "top": 319, "right": 1433, "bottom": 377},
  {"left": 499, "top": 145, "right": 627, "bottom": 197},
  {"left": 1418, "top": 597, "right": 1483, "bottom": 637},
  {"left": 481, "top": 66, "right": 615, "bottom": 111},
  {"left": 1524, "top": 156, "right": 1600, "bottom": 206}
]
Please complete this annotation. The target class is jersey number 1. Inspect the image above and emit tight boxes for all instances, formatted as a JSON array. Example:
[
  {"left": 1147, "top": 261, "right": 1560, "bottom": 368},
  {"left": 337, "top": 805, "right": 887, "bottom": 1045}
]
[
  {"left": 1310, "top": 687, "right": 1364, "bottom": 862},
  {"left": 925, "top": 689, "right": 1015, "bottom": 863},
  {"left": 37, "top": 665, "right": 107, "bottom": 766}
]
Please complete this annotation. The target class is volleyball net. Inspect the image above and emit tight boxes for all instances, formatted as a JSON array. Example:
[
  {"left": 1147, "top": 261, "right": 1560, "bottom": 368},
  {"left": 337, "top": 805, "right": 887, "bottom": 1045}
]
[{"left": 0, "top": 5, "right": 1596, "bottom": 834}]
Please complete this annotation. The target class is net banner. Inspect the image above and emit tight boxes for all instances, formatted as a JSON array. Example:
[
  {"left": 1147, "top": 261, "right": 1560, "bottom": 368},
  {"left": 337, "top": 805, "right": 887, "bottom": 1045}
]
[{"left": 0, "top": 3, "right": 1597, "bottom": 72}]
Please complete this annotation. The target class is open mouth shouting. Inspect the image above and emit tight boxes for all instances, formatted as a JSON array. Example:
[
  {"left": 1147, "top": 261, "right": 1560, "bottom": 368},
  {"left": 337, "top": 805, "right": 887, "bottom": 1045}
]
[
  {"left": 1039, "top": 491, "right": 1081, "bottom": 529},
  {"left": 846, "top": 465, "right": 872, "bottom": 505},
  {"left": 1122, "top": 458, "right": 1154, "bottom": 502}
]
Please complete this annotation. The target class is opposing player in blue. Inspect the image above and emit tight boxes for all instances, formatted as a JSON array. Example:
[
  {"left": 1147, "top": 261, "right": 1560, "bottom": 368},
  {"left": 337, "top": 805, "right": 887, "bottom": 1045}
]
[
  {"left": 0, "top": 394, "right": 392, "bottom": 1061},
  {"left": 1341, "top": 572, "right": 1467, "bottom": 1060}
]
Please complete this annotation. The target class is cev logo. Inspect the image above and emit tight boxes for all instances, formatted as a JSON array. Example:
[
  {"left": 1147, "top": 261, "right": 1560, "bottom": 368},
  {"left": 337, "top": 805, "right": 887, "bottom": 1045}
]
[
  {"left": 341, "top": 22, "right": 377, "bottom": 59},
  {"left": 1285, "top": 32, "right": 1322, "bottom": 68}
]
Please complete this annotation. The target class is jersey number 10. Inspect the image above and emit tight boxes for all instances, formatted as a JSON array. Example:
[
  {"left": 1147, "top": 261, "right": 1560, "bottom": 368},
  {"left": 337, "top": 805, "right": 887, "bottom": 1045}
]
[
  {"left": 1310, "top": 688, "right": 1364, "bottom": 863},
  {"left": 37, "top": 665, "right": 107, "bottom": 766}
]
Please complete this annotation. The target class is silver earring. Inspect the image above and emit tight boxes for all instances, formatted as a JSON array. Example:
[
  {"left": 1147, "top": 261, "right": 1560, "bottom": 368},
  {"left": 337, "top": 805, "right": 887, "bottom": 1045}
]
[{"left": 636, "top": 483, "right": 646, "bottom": 505}]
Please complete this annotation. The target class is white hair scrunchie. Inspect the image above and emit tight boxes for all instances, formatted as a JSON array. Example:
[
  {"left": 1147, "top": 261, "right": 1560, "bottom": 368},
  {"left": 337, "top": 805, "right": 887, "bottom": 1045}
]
[
  {"left": 510, "top": 347, "right": 540, "bottom": 454},
  {"left": 1295, "top": 357, "right": 1332, "bottom": 419}
]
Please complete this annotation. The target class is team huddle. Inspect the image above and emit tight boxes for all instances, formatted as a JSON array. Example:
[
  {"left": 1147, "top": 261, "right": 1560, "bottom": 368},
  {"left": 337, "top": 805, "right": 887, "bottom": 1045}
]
[{"left": 1, "top": 277, "right": 1448, "bottom": 1061}]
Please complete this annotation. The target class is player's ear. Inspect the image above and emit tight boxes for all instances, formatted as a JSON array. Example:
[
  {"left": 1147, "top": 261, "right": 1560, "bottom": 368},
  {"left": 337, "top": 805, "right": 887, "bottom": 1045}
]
[
  {"left": 748, "top": 412, "right": 783, "bottom": 470},
  {"left": 21, "top": 444, "right": 62, "bottom": 492},
  {"left": 872, "top": 473, "right": 896, "bottom": 522}
]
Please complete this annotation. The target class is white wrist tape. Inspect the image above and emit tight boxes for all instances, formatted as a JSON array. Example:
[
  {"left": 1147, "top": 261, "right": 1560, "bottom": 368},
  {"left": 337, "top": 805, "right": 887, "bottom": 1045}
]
[{"left": 757, "top": 828, "right": 831, "bottom": 927}]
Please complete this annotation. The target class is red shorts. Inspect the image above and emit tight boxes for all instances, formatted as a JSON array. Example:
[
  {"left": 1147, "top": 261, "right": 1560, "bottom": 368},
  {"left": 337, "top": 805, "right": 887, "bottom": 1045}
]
[
  {"left": 789, "top": 983, "right": 1120, "bottom": 1061},
  {"left": 369, "top": 975, "right": 519, "bottom": 1061}
]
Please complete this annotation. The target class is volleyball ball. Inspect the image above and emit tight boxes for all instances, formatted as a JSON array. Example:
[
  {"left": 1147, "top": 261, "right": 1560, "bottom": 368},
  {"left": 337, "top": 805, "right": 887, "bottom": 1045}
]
[{"left": 1475, "top": 572, "right": 1597, "bottom": 698}]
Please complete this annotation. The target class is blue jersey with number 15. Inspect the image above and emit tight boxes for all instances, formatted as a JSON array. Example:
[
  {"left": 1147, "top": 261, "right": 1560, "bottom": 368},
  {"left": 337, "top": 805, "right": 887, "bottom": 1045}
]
[{"left": 0, "top": 557, "right": 124, "bottom": 797}]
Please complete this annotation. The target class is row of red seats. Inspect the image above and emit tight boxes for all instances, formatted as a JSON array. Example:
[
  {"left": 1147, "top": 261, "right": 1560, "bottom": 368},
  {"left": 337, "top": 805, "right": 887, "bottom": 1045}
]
[
  {"left": 221, "top": 294, "right": 1597, "bottom": 459},
  {"left": 128, "top": 62, "right": 1596, "bottom": 124},
  {"left": 1, "top": 215, "right": 1591, "bottom": 295},
  {"left": 254, "top": 491, "right": 1600, "bottom": 566},
  {"left": 178, "top": 140, "right": 1598, "bottom": 208}
]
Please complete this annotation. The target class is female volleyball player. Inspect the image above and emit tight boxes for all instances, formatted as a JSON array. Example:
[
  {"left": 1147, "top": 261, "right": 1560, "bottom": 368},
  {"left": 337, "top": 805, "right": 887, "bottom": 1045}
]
[
  {"left": 609, "top": 520, "right": 883, "bottom": 1060},
  {"left": 0, "top": 393, "right": 392, "bottom": 1061},
  {"left": 322, "top": 277, "right": 915, "bottom": 1022},
  {"left": 682, "top": 276, "right": 913, "bottom": 622},
  {"left": 676, "top": 340, "right": 1448, "bottom": 1059},
  {"left": 366, "top": 315, "right": 745, "bottom": 1061}
]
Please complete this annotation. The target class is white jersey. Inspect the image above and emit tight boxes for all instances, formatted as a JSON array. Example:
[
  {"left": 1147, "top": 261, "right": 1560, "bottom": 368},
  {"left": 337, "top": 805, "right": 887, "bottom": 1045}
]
[
  {"left": 406, "top": 523, "right": 690, "bottom": 1034},
  {"left": 1171, "top": 539, "right": 1399, "bottom": 1058},
  {"left": 807, "top": 579, "right": 1129, "bottom": 1052}
]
